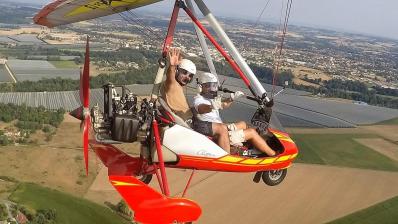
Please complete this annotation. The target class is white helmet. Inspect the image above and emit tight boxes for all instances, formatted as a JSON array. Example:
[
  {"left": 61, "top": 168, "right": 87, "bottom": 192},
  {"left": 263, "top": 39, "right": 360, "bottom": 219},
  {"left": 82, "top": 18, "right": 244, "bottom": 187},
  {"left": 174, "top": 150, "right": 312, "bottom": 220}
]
[
  {"left": 198, "top": 72, "right": 219, "bottom": 99},
  {"left": 198, "top": 72, "right": 218, "bottom": 84},
  {"left": 179, "top": 59, "right": 196, "bottom": 75}
]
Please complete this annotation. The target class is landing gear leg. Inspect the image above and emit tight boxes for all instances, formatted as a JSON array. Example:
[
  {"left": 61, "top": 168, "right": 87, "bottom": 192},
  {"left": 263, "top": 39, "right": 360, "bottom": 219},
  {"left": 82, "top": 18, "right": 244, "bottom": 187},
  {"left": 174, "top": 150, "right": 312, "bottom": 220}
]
[
  {"left": 138, "top": 174, "right": 153, "bottom": 184},
  {"left": 253, "top": 171, "right": 262, "bottom": 183}
]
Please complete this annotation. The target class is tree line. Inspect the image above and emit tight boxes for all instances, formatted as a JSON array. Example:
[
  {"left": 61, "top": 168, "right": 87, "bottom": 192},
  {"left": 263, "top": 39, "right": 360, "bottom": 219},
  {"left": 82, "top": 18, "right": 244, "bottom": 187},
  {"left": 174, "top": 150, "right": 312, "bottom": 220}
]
[
  {"left": 0, "top": 103, "right": 64, "bottom": 127},
  {"left": 294, "top": 79, "right": 398, "bottom": 109}
]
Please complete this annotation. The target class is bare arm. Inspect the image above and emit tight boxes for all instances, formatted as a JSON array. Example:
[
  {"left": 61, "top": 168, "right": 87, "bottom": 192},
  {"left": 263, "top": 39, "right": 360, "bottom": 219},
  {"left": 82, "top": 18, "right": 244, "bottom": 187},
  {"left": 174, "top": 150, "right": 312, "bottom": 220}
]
[
  {"left": 197, "top": 99, "right": 233, "bottom": 114},
  {"left": 165, "top": 48, "right": 181, "bottom": 90},
  {"left": 197, "top": 104, "right": 213, "bottom": 114}
]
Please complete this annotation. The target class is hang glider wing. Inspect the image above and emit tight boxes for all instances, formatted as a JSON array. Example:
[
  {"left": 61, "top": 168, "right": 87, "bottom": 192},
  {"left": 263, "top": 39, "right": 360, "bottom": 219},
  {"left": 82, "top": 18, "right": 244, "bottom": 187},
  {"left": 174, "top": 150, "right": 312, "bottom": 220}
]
[{"left": 34, "top": 0, "right": 164, "bottom": 28}]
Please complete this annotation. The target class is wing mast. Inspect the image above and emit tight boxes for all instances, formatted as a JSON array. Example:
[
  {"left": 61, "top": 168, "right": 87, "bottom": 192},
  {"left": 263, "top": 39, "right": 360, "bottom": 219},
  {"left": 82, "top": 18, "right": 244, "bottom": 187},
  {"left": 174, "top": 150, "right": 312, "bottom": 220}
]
[
  {"left": 186, "top": 0, "right": 217, "bottom": 76},
  {"left": 193, "top": 0, "right": 269, "bottom": 101}
]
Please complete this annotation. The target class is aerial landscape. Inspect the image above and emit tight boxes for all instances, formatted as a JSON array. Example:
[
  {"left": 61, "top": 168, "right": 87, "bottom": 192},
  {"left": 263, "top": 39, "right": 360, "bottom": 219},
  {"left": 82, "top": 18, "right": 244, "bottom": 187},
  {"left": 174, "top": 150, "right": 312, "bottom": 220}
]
[{"left": 0, "top": 0, "right": 397, "bottom": 223}]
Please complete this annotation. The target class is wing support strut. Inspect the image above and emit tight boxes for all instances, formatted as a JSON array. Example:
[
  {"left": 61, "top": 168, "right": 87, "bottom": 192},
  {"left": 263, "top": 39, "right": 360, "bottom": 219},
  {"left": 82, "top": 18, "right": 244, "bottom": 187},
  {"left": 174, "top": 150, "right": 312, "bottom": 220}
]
[
  {"left": 193, "top": 0, "right": 269, "bottom": 101},
  {"left": 186, "top": 0, "right": 217, "bottom": 76},
  {"left": 181, "top": 2, "right": 257, "bottom": 96},
  {"left": 152, "top": 118, "right": 170, "bottom": 196},
  {"left": 151, "top": 0, "right": 180, "bottom": 99}
]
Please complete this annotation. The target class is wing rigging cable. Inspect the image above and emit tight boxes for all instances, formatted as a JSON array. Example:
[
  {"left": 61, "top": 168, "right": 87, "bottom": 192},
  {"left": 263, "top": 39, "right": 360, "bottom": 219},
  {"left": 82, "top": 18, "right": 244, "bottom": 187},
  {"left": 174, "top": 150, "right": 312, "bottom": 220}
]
[
  {"left": 116, "top": 10, "right": 164, "bottom": 46},
  {"left": 99, "top": 2, "right": 165, "bottom": 47},
  {"left": 253, "top": 0, "right": 272, "bottom": 28},
  {"left": 271, "top": 0, "right": 293, "bottom": 97}
]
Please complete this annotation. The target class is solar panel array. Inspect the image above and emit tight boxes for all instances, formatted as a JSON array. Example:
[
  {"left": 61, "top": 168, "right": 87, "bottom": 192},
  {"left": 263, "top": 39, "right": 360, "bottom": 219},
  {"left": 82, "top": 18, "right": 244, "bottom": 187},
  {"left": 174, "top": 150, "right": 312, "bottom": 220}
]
[
  {"left": 7, "top": 60, "right": 80, "bottom": 81},
  {"left": 7, "top": 34, "right": 46, "bottom": 44}
]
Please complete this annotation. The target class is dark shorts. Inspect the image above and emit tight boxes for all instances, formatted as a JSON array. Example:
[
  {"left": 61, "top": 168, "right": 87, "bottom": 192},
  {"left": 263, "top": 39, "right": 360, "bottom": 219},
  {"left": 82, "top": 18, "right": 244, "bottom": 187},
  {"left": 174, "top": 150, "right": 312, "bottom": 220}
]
[{"left": 193, "top": 119, "right": 213, "bottom": 136}]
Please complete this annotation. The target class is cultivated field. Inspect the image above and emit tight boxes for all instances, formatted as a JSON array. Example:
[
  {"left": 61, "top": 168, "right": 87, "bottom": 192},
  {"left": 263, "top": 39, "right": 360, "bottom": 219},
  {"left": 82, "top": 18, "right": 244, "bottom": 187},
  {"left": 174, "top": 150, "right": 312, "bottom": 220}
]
[
  {"left": 0, "top": 115, "right": 98, "bottom": 198},
  {"left": 328, "top": 195, "right": 398, "bottom": 224},
  {"left": 288, "top": 65, "right": 332, "bottom": 87},
  {"left": 85, "top": 124, "right": 398, "bottom": 223},
  {"left": 86, "top": 163, "right": 398, "bottom": 224},
  {"left": 1, "top": 115, "right": 398, "bottom": 223}
]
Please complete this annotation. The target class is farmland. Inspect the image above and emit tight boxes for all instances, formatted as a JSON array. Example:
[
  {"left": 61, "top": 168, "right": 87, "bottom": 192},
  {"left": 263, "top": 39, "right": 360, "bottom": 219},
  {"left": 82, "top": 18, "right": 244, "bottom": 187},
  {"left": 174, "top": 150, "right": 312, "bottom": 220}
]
[{"left": 9, "top": 183, "right": 129, "bottom": 224}]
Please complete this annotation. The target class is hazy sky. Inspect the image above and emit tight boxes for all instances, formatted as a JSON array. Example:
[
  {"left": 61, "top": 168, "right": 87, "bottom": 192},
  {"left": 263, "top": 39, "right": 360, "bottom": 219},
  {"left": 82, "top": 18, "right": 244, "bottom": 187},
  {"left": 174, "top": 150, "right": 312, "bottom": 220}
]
[{"left": 24, "top": 0, "right": 398, "bottom": 40}]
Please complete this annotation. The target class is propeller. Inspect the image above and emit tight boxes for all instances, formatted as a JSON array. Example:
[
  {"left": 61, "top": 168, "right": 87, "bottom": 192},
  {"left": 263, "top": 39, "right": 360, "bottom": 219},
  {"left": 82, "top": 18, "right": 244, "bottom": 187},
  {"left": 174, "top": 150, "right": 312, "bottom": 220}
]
[
  {"left": 70, "top": 36, "right": 91, "bottom": 176},
  {"left": 82, "top": 36, "right": 91, "bottom": 176}
]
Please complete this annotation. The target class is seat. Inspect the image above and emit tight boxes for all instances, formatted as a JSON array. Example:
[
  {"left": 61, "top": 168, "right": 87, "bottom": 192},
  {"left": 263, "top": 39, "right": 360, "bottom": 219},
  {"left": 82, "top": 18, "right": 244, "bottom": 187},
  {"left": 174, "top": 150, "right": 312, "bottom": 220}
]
[{"left": 158, "top": 97, "right": 191, "bottom": 129}]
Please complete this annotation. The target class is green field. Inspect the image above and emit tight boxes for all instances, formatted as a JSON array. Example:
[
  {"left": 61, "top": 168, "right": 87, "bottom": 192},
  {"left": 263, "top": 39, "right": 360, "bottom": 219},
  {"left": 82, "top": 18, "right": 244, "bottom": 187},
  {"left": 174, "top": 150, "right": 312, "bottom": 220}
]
[
  {"left": 327, "top": 195, "right": 398, "bottom": 224},
  {"left": 375, "top": 117, "right": 398, "bottom": 125},
  {"left": 291, "top": 134, "right": 398, "bottom": 171},
  {"left": 49, "top": 60, "right": 78, "bottom": 68},
  {"left": 9, "top": 183, "right": 129, "bottom": 224}
]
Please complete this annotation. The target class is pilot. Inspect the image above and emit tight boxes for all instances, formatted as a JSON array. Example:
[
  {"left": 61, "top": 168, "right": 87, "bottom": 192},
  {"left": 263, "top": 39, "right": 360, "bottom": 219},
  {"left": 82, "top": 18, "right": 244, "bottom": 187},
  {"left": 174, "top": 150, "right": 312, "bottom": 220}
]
[
  {"left": 192, "top": 72, "right": 276, "bottom": 156},
  {"left": 160, "top": 48, "right": 195, "bottom": 121}
]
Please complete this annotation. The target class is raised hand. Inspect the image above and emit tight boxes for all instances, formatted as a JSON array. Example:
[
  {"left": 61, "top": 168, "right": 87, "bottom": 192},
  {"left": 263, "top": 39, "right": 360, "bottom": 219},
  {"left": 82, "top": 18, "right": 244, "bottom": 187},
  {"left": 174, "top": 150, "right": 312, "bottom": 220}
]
[{"left": 168, "top": 48, "right": 181, "bottom": 66}]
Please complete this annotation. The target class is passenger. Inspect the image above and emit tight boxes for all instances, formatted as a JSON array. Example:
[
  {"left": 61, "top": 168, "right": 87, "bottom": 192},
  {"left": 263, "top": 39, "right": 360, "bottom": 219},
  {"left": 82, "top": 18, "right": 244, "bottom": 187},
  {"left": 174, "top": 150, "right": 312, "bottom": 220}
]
[
  {"left": 161, "top": 48, "right": 230, "bottom": 149},
  {"left": 193, "top": 72, "right": 276, "bottom": 156}
]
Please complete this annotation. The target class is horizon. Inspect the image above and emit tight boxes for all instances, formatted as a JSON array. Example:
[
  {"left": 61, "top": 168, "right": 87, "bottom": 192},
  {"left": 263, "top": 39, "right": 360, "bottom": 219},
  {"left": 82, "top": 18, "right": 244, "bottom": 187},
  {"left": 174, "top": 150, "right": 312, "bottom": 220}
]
[{"left": 12, "top": 0, "right": 398, "bottom": 41}]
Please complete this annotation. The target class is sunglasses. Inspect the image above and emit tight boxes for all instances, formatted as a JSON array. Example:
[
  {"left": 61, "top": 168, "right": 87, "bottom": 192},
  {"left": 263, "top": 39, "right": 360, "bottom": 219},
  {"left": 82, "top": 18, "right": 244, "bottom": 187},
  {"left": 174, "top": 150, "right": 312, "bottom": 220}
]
[{"left": 179, "top": 69, "right": 194, "bottom": 79}]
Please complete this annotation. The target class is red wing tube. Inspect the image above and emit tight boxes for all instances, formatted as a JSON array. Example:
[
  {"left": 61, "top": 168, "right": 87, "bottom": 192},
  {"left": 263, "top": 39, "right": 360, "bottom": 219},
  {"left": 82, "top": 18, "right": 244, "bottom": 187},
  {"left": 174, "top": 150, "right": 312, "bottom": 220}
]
[{"left": 110, "top": 175, "right": 201, "bottom": 224}]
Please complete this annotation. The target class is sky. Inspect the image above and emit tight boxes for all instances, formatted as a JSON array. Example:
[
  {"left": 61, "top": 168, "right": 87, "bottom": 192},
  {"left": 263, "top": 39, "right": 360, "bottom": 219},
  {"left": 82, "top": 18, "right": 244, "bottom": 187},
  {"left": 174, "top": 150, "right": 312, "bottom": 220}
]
[{"left": 20, "top": 0, "right": 398, "bottom": 40}]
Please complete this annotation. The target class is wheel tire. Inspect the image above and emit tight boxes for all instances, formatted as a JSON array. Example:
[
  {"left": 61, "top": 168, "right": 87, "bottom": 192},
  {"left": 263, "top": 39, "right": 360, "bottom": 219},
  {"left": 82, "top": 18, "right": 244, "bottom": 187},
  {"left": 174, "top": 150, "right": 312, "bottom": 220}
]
[
  {"left": 262, "top": 169, "right": 287, "bottom": 186},
  {"left": 139, "top": 174, "right": 153, "bottom": 184}
]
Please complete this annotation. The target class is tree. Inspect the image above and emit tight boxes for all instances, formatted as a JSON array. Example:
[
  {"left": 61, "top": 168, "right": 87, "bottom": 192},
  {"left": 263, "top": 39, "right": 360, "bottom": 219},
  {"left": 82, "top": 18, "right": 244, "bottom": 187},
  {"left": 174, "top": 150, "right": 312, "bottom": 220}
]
[{"left": 117, "top": 200, "right": 131, "bottom": 216}]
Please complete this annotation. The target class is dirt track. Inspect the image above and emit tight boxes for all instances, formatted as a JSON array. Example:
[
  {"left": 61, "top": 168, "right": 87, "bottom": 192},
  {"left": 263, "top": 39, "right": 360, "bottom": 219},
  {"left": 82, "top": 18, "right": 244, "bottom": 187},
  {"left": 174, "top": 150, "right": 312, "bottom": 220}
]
[{"left": 86, "top": 164, "right": 398, "bottom": 224}]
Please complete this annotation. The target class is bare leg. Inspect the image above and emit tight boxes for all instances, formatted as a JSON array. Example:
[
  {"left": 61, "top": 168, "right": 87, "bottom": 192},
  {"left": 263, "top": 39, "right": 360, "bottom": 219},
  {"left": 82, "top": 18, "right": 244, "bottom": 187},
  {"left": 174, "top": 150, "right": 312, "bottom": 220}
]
[
  {"left": 212, "top": 123, "right": 230, "bottom": 152},
  {"left": 243, "top": 128, "right": 276, "bottom": 156},
  {"left": 234, "top": 121, "right": 247, "bottom": 130}
]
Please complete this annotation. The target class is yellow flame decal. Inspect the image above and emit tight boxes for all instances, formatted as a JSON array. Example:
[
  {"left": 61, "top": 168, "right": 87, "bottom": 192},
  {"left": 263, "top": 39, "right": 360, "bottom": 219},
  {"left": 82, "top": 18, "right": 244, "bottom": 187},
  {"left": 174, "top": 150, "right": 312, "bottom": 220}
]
[
  {"left": 274, "top": 133, "right": 294, "bottom": 143},
  {"left": 259, "top": 157, "right": 276, "bottom": 164},
  {"left": 290, "top": 153, "right": 298, "bottom": 159},
  {"left": 276, "top": 155, "right": 291, "bottom": 162},
  {"left": 218, "top": 156, "right": 244, "bottom": 163},
  {"left": 240, "top": 158, "right": 262, "bottom": 165},
  {"left": 111, "top": 180, "right": 140, "bottom": 186}
]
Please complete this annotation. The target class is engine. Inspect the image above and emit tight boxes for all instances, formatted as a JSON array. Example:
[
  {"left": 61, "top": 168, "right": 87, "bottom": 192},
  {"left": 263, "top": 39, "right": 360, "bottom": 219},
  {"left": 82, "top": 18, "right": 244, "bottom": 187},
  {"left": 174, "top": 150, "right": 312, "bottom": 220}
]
[{"left": 91, "top": 83, "right": 150, "bottom": 143}]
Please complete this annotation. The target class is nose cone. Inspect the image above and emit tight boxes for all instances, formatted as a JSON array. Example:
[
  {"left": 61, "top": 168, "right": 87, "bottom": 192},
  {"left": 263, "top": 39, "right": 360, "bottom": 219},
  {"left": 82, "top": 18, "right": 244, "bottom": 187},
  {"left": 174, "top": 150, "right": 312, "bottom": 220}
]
[{"left": 69, "top": 106, "right": 84, "bottom": 121}]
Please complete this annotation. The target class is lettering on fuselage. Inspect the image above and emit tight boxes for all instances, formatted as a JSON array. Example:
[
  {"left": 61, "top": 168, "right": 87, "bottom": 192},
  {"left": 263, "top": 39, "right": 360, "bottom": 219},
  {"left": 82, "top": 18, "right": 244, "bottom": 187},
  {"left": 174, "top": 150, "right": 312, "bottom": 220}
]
[{"left": 197, "top": 150, "right": 216, "bottom": 157}]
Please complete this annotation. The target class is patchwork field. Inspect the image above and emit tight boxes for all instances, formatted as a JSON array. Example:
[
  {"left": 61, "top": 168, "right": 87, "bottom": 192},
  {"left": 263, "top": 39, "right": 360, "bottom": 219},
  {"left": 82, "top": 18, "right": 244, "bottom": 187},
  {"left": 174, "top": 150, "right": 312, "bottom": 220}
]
[
  {"left": 1, "top": 115, "right": 398, "bottom": 223},
  {"left": 48, "top": 60, "right": 78, "bottom": 69},
  {"left": 354, "top": 138, "right": 398, "bottom": 162},
  {"left": 291, "top": 133, "right": 398, "bottom": 171},
  {"left": 0, "top": 119, "right": 98, "bottom": 198},
  {"left": 328, "top": 195, "right": 398, "bottom": 224}
]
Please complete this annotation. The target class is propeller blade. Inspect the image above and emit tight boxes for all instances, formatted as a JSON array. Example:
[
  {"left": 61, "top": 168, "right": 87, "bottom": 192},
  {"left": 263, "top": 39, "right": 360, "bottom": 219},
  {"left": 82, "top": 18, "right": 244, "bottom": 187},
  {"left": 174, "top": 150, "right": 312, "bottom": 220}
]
[
  {"left": 83, "top": 114, "right": 90, "bottom": 176},
  {"left": 81, "top": 36, "right": 90, "bottom": 107}
]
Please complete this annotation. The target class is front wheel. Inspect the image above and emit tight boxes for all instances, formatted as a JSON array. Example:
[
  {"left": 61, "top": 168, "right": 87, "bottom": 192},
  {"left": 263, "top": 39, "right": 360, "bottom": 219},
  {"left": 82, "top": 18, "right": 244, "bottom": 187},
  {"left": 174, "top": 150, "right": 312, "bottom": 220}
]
[{"left": 262, "top": 169, "right": 287, "bottom": 186}]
